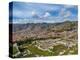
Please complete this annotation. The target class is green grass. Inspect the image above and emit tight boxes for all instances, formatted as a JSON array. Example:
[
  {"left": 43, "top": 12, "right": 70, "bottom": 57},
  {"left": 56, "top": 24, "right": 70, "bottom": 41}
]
[
  {"left": 15, "top": 40, "right": 78, "bottom": 57},
  {"left": 62, "top": 44, "right": 78, "bottom": 55},
  {"left": 25, "top": 45, "right": 52, "bottom": 56},
  {"left": 69, "top": 45, "right": 78, "bottom": 54},
  {"left": 13, "top": 46, "right": 19, "bottom": 54},
  {"left": 50, "top": 44, "right": 67, "bottom": 55}
]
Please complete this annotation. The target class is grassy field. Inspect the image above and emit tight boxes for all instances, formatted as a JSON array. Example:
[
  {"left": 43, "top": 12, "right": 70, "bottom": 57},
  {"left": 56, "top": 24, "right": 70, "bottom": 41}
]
[{"left": 12, "top": 39, "right": 78, "bottom": 58}]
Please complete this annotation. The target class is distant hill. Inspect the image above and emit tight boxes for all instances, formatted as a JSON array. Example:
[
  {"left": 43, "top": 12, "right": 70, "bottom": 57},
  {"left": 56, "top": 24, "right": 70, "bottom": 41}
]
[
  {"left": 10, "top": 21, "right": 78, "bottom": 42},
  {"left": 12, "top": 21, "right": 77, "bottom": 32}
]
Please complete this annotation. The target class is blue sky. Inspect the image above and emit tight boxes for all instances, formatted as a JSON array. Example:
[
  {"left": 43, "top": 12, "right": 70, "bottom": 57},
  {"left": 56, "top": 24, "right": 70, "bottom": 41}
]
[{"left": 9, "top": 2, "right": 78, "bottom": 23}]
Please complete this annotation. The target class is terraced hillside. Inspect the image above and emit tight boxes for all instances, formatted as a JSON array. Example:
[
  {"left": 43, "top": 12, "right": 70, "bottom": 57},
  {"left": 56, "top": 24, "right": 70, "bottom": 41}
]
[{"left": 9, "top": 21, "right": 78, "bottom": 58}]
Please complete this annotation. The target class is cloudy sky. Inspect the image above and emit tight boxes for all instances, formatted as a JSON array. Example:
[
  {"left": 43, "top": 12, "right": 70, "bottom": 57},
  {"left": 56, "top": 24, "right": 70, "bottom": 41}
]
[{"left": 9, "top": 2, "right": 78, "bottom": 23}]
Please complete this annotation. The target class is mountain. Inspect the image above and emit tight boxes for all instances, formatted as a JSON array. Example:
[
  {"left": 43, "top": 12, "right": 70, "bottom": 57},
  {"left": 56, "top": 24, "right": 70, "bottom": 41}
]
[
  {"left": 10, "top": 21, "right": 78, "bottom": 57},
  {"left": 10, "top": 21, "right": 77, "bottom": 43}
]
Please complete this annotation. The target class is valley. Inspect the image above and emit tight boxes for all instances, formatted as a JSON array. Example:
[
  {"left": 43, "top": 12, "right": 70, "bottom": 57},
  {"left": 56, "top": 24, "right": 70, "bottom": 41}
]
[{"left": 9, "top": 21, "right": 78, "bottom": 58}]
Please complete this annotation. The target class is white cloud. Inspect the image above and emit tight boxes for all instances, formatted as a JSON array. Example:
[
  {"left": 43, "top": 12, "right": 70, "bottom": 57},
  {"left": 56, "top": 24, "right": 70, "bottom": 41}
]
[
  {"left": 43, "top": 12, "right": 51, "bottom": 18},
  {"left": 31, "top": 11, "right": 36, "bottom": 16},
  {"left": 63, "top": 11, "right": 72, "bottom": 18},
  {"left": 58, "top": 7, "right": 72, "bottom": 18},
  {"left": 59, "top": 8, "right": 66, "bottom": 16}
]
